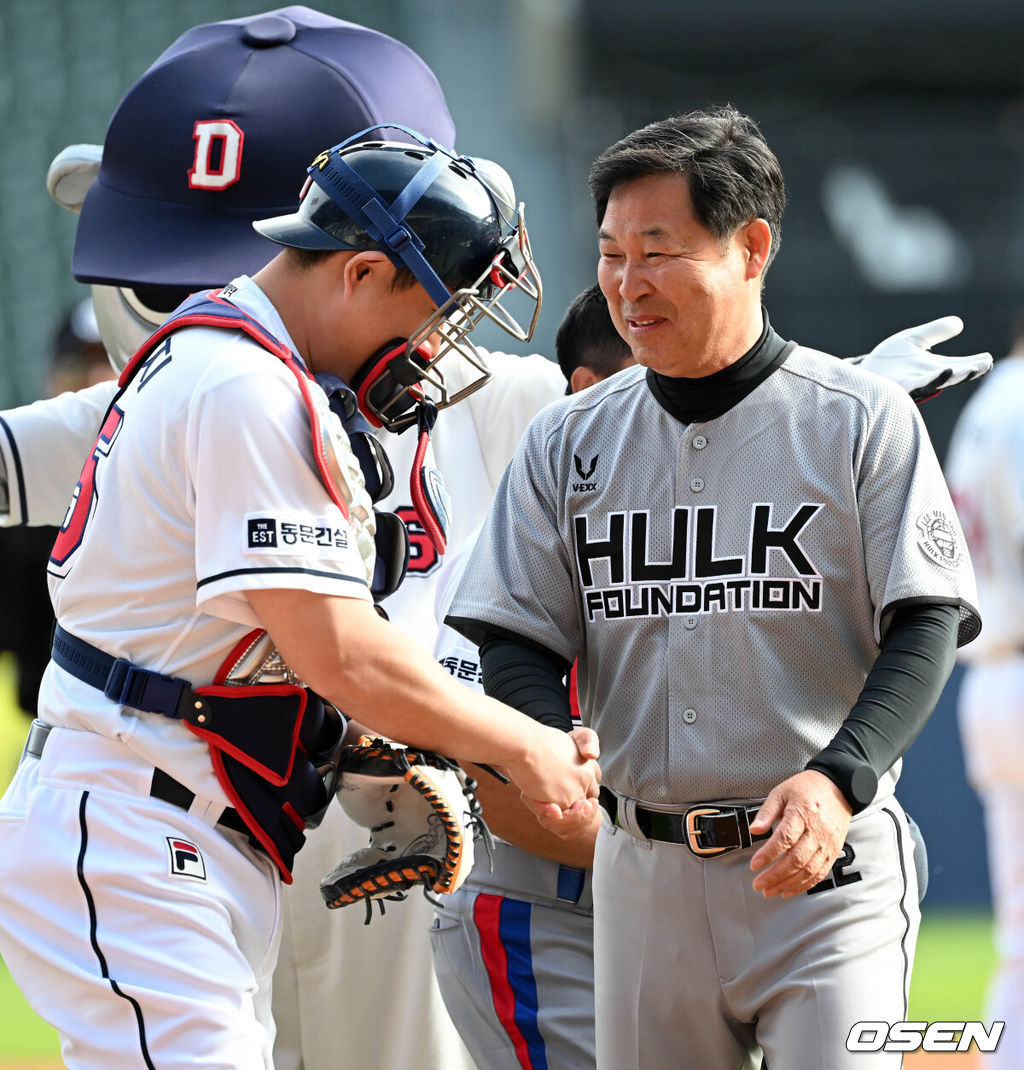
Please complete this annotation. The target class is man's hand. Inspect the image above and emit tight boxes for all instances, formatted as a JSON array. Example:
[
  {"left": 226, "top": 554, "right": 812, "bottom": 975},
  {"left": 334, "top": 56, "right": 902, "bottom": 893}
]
[
  {"left": 517, "top": 726, "right": 602, "bottom": 838},
  {"left": 852, "top": 316, "right": 992, "bottom": 402},
  {"left": 748, "top": 770, "right": 852, "bottom": 897}
]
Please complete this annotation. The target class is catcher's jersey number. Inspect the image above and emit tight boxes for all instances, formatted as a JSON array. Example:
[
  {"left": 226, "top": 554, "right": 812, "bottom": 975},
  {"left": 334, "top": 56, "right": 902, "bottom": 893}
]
[
  {"left": 397, "top": 506, "right": 441, "bottom": 575},
  {"left": 50, "top": 404, "right": 125, "bottom": 572}
]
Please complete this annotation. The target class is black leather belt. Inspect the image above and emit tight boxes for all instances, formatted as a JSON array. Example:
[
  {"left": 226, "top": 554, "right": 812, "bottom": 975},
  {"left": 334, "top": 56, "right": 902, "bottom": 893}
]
[
  {"left": 24, "top": 720, "right": 248, "bottom": 837},
  {"left": 599, "top": 786, "right": 769, "bottom": 858}
]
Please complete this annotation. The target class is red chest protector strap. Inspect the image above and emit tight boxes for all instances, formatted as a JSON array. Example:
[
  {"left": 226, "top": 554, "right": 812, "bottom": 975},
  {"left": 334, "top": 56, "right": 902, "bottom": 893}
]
[{"left": 118, "top": 287, "right": 352, "bottom": 520}]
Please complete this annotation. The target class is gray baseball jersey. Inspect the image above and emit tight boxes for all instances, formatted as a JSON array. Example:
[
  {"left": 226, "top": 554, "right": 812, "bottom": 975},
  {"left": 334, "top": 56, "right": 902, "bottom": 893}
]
[
  {"left": 449, "top": 344, "right": 978, "bottom": 1068},
  {"left": 450, "top": 350, "right": 979, "bottom": 808}
]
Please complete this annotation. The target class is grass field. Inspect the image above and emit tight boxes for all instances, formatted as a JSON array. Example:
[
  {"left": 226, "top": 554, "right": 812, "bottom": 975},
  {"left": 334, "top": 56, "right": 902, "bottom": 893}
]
[{"left": 0, "top": 654, "right": 1001, "bottom": 1067}]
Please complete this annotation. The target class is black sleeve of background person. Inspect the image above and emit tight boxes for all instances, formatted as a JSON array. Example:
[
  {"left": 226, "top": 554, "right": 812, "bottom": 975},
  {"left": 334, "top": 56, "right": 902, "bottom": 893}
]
[
  {"left": 477, "top": 631, "right": 573, "bottom": 732},
  {"left": 806, "top": 602, "right": 960, "bottom": 812}
]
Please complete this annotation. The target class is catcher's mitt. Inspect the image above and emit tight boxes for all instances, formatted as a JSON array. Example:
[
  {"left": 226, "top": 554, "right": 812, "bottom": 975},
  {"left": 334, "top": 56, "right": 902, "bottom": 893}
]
[{"left": 321, "top": 736, "right": 491, "bottom": 921}]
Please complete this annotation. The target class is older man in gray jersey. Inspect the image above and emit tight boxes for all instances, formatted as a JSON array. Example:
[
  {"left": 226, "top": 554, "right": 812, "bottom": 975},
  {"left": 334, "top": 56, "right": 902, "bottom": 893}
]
[{"left": 447, "top": 105, "right": 981, "bottom": 1070}]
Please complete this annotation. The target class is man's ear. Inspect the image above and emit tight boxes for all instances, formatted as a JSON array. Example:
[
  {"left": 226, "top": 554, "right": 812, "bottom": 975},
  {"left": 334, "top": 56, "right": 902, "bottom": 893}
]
[
  {"left": 341, "top": 251, "right": 395, "bottom": 296},
  {"left": 569, "top": 365, "right": 605, "bottom": 394},
  {"left": 741, "top": 218, "right": 773, "bottom": 280}
]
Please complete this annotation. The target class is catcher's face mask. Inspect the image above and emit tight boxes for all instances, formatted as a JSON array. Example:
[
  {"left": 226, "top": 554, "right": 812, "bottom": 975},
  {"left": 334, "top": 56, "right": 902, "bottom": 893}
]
[{"left": 372, "top": 215, "right": 542, "bottom": 432}]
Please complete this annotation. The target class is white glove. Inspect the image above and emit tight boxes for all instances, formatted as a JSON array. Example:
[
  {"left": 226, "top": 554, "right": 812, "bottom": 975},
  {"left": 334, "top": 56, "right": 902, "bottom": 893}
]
[
  {"left": 46, "top": 144, "right": 102, "bottom": 212},
  {"left": 851, "top": 316, "right": 993, "bottom": 402}
]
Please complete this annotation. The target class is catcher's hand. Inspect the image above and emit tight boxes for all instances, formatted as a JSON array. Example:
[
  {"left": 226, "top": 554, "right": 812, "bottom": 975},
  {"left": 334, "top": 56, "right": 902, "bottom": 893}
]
[
  {"left": 852, "top": 316, "right": 992, "bottom": 402},
  {"left": 321, "top": 736, "right": 490, "bottom": 921}
]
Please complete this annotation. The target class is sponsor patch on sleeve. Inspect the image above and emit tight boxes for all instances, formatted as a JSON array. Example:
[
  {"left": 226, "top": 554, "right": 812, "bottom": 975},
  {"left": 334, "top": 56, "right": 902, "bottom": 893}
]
[
  {"left": 915, "top": 509, "right": 964, "bottom": 570},
  {"left": 244, "top": 512, "right": 350, "bottom": 555}
]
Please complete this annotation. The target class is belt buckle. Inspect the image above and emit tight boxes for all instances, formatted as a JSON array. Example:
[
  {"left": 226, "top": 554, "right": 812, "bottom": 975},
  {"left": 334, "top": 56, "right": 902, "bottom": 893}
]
[{"left": 684, "top": 806, "right": 730, "bottom": 857}]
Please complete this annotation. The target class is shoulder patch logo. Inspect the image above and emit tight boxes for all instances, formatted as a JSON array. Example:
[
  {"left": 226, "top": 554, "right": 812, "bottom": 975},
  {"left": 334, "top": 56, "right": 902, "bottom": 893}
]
[
  {"left": 916, "top": 510, "right": 964, "bottom": 570},
  {"left": 167, "top": 837, "right": 207, "bottom": 881}
]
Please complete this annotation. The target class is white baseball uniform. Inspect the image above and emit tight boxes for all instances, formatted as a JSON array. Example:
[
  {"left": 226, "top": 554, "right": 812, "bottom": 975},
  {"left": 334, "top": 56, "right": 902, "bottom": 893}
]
[
  {"left": 449, "top": 343, "right": 980, "bottom": 1070},
  {"left": 0, "top": 276, "right": 374, "bottom": 1068},
  {"left": 945, "top": 352, "right": 1024, "bottom": 1069},
  {"left": 274, "top": 348, "right": 564, "bottom": 1070},
  {"left": 0, "top": 335, "right": 564, "bottom": 1070}
]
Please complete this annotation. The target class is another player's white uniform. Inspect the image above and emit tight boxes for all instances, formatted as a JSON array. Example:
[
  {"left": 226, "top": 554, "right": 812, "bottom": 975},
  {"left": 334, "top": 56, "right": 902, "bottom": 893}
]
[
  {"left": 945, "top": 353, "right": 1024, "bottom": 1069},
  {"left": 450, "top": 346, "right": 980, "bottom": 1070},
  {"left": 274, "top": 350, "right": 564, "bottom": 1070},
  {"left": 0, "top": 276, "right": 372, "bottom": 1068},
  {"left": 430, "top": 533, "right": 597, "bottom": 1070}
]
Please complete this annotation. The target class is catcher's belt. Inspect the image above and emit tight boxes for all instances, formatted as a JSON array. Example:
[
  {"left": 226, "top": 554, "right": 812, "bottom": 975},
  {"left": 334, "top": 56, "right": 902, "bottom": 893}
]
[
  {"left": 599, "top": 786, "right": 769, "bottom": 858},
  {"left": 50, "top": 624, "right": 345, "bottom": 882},
  {"left": 22, "top": 719, "right": 249, "bottom": 837}
]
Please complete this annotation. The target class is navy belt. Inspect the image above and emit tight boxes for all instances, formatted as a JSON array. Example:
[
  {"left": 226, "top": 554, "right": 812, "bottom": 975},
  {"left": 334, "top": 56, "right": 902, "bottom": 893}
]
[
  {"left": 23, "top": 719, "right": 247, "bottom": 837},
  {"left": 600, "top": 786, "right": 769, "bottom": 858},
  {"left": 50, "top": 624, "right": 211, "bottom": 723}
]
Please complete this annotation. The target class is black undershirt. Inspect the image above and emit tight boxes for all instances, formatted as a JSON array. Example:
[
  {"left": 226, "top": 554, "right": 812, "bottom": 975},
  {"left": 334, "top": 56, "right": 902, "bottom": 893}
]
[
  {"left": 646, "top": 311, "right": 793, "bottom": 424},
  {"left": 457, "top": 317, "right": 961, "bottom": 813}
]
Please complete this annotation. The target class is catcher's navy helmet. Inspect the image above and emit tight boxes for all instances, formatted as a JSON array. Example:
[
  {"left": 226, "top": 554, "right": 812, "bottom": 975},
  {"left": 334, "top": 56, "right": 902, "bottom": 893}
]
[{"left": 254, "top": 127, "right": 542, "bottom": 429}]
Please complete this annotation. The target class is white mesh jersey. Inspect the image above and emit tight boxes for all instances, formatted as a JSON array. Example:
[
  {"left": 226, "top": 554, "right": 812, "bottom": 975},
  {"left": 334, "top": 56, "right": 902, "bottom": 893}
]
[
  {"left": 37, "top": 276, "right": 372, "bottom": 808},
  {"left": 450, "top": 350, "right": 980, "bottom": 806},
  {"left": 945, "top": 354, "right": 1024, "bottom": 662}
]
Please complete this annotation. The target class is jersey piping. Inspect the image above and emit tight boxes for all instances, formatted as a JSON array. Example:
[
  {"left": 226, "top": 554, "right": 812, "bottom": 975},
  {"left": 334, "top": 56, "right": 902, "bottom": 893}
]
[
  {"left": 197, "top": 564, "right": 368, "bottom": 589},
  {"left": 0, "top": 415, "right": 28, "bottom": 524}
]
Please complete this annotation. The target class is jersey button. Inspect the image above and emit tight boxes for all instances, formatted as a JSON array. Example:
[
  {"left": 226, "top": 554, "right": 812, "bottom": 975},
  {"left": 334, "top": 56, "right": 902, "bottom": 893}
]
[
  {"left": 684, "top": 616, "right": 698, "bottom": 630},
  {"left": 690, "top": 477, "right": 705, "bottom": 492},
  {"left": 692, "top": 435, "right": 707, "bottom": 450},
  {"left": 682, "top": 708, "right": 698, "bottom": 724}
]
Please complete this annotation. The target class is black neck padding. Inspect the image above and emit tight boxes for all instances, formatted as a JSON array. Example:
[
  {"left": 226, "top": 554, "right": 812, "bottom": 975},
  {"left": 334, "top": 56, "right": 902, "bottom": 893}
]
[{"left": 646, "top": 313, "right": 794, "bottom": 425}]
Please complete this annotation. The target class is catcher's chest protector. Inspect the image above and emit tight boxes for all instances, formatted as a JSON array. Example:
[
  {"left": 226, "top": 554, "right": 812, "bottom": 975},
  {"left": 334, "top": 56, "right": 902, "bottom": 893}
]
[{"left": 119, "top": 288, "right": 364, "bottom": 518}]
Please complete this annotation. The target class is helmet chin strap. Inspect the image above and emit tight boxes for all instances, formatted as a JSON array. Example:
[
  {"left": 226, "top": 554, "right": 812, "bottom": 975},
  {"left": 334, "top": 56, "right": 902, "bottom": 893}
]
[
  {"left": 350, "top": 337, "right": 431, "bottom": 431},
  {"left": 410, "top": 400, "right": 451, "bottom": 557},
  {"left": 350, "top": 344, "right": 451, "bottom": 560}
]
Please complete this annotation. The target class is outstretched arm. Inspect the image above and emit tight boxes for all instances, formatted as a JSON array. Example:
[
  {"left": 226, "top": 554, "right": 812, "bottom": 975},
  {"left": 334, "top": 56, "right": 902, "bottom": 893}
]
[
  {"left": 246, "top": 586, "right": 601, "bottom": 818},
  {"left": 852, "top": 316, "right": 992, "bottom": 402}
]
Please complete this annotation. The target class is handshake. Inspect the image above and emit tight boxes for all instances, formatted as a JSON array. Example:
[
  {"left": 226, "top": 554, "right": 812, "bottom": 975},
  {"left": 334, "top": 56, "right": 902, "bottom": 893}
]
[{"left": 319, "top": 725, "right": 601, "bottom": 920}]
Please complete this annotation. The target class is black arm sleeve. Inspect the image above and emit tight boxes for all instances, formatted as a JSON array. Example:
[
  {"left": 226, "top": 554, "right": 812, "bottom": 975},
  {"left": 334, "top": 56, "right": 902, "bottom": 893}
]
[
  {"left": 806, "top": 601, "right": 960, "bottom": 813},
  {"left": 478, "top": 634, "right": 573, "bottom": 732}
]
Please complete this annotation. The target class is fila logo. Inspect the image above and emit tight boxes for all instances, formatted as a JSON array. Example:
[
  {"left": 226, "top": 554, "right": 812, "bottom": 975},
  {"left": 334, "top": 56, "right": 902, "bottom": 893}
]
[
  {"left": 167, "top": 837, "right": 207, "bottom": 881},
  {"left": 573, "top": 453, "right": 599, "bottom": 492},
  {"left": 189, "top": 119, "right": 244, "bottom": 190}
]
